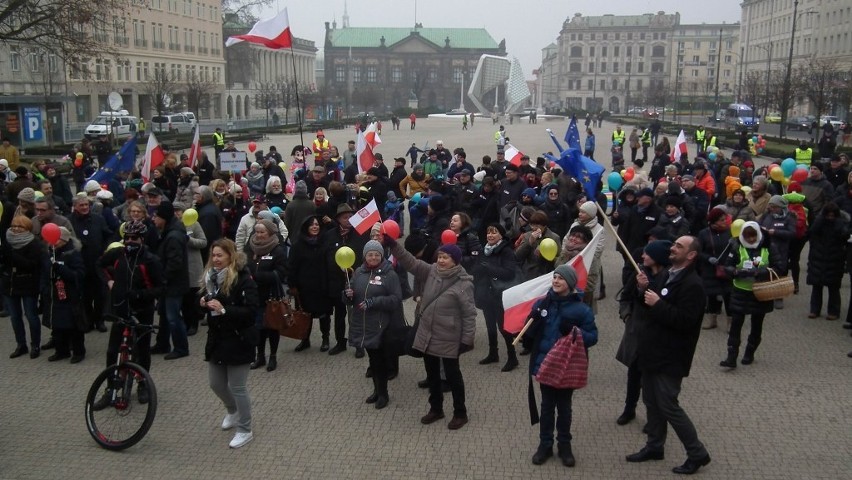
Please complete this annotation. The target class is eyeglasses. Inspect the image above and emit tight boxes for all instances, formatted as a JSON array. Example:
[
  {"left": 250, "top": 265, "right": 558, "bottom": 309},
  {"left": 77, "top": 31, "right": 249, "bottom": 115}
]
[{"left": 548, "top": 192, "right": 559, "bottom": 197}]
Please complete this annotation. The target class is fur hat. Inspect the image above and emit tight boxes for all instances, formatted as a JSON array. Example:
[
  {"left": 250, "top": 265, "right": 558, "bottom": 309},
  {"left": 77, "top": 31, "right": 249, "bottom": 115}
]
[
  {"left": 553, "top": 264, "right": 578, "bottom": 290},
  {"left": 644, "top": 240, "right": 673, "bottom": 267},
  {"left": 438, "top": 244, "right": 462, "bottom": 265}
]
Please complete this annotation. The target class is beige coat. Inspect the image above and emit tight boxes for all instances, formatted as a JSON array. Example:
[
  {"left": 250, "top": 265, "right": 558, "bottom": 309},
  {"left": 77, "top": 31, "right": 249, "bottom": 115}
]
[{"left": 391, "top": 243, "right": 476, "bottom": 358}]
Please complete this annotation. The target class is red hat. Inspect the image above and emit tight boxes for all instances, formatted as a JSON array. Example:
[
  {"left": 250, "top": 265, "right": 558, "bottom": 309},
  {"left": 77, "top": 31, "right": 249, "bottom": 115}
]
[{"left": 788, "top": 181, "right": 802, "bottom": 193}]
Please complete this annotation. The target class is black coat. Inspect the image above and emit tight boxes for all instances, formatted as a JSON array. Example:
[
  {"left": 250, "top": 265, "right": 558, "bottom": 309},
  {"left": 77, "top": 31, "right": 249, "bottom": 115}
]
[
  {"left": 696, "top": 227, "right": 732, "bottom": 296},
  {"left": 723, "top": 239, "right": 781, "bottom": 315},
  {"left": 807, "top": 212, "right": 850, "bottom": 286},
  {"left": 0, "top": 238, "right": 45, "bottom": 297},
  {"left": 68, "top": 212, "right": 112, "bottom": 271},
  {"left": 635, "top": 265, "right": 706, "bottom": 378},
  {"left": 388, "top": 166, "right": 408, "bottom": 198},
  {"left": 614, "top": 202, "right": 663, "bottom": 254},
  {"left": 322, "top": 224, "right": 369, "bottom": 294},
  {"left": 246, "top": 243, "right": 288, "bottom": 303},
  {"left": 197, "top": 200, "right": 223, "bottom": 256},
  {"left": 41, "top": 242, "right": 84, "bottom": 330},
  {"left": 98, "top": 245, "right": 164, "bottom": 317},
  {"left": 204, "top": 266, "right": 259, "bottom": 365},
  {"left": 158, "top": 218, "right": 190, "bottom": 295},
  {"left": 471, "top": 239, "right": 517, "bottom": 309},
  {"left": 617, "top": 267, "right": 665, "bottom": 367},
  {"left": 288, "top": 216, "right": 332, "bottom": 315}
]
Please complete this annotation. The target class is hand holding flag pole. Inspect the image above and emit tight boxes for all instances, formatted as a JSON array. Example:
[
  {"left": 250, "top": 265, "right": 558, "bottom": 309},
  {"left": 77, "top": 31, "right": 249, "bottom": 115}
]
[
  {"left": 512, "top": 318, "right": 535, "bottom": 346},
  {"left": 594, "top": 201, "right": 641, "bottom": 275}
]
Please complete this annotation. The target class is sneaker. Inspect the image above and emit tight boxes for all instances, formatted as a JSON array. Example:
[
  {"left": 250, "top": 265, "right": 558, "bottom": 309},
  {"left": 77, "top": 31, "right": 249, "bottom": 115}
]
[
  {"left": 229, "top": 431, "right": 254, "bottom": 449},
  {"left": 221, "top": 412, "right": 239, "bottom": 430}
]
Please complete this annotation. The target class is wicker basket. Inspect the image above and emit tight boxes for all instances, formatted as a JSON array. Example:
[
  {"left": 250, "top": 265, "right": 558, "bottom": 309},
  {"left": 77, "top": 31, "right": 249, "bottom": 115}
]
[{"left": 752, "top": 268, "right": 794, "bottom": 301}]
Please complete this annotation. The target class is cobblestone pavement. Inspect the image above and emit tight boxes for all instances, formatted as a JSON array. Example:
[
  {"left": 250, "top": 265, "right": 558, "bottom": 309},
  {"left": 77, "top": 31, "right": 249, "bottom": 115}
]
[{"left": 1, "top": 118, "right": 850, "bottom": 479}]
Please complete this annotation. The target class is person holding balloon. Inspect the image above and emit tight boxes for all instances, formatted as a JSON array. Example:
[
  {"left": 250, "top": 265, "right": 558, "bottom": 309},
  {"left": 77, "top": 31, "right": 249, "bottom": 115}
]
[
  {"left": 515, "top": 211, "right": 561, "bottom": 281},
  {"left": 41, "top": 226, "right": 86, "bottom": 363},
  {"left": 174, "top": 202, "right": 207, "bottom": 337}
]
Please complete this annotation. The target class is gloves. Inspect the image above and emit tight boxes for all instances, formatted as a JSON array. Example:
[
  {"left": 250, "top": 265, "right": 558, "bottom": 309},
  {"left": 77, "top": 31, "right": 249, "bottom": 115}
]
[
  {"left": 358, "top": 298, "right": 374, "bottom": 310},
  {"left": 708, "top": 257, "right": 718, "bottom": 265},
  {"left": 459, "top": 343, "right": 473, "bottom": 354}
]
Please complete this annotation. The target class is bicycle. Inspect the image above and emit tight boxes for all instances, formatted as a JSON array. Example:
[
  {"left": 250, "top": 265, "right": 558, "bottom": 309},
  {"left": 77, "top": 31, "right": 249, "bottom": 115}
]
[{"left": 84, "top": 314, "right": 158, "bottom": 451}]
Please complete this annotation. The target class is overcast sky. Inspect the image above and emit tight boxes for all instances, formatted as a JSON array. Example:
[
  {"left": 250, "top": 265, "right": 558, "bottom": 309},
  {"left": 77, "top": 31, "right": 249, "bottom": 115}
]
[{"left": 261, "top": 0, "right": 744, "bottom": 78}]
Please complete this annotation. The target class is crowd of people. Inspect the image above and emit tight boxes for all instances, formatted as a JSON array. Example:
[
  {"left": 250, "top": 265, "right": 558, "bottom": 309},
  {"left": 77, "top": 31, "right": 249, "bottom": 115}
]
[{"left": 1, "top": 119, "right": 850, "bottom": 467}]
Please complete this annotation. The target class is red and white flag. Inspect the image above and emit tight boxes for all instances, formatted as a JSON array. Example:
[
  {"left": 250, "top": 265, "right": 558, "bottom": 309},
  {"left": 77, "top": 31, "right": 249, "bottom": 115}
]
[
  {"left": 356, "top": 122, "right": 382, "bottom": 173},
  {"left": 349, "top": 198, "right": 381, "bottom": 235},
  {"left": 674, "top": 129, "right": 688, "bottom": 161},
  {"left": 187, "top": 126, "right": 201, "bottom": 169},
  {"left": 504, "top": 143, "right": 524, "bottom": 166},
  {"left": 502, "top": 231, "right": 603, "bottom": 334},
  {"left": 140, "top": 132, "right": 164, "bottom": 182},
  {"left": 225, "top": 8, "right": 293, "bottom": 50}
]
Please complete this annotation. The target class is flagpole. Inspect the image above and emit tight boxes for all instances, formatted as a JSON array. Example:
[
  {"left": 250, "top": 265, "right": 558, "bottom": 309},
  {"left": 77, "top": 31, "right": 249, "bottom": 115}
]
[
  {"left": 594, "top": 201, "right": 641, "bottom": 274},
  {"left": 288, "top": 45, "right": 305, "bottom": 149}
]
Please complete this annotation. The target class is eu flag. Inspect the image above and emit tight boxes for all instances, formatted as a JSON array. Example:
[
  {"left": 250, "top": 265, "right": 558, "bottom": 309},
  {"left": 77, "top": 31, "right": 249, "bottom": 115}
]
[
  {"left": 564, "top": 115, "right": 582, "bottom": 150},
  {"left": 547, "top": 148, "right": 605, "bottom": 200},
  {"left": 87, "top": 136, "right": 138, "bottom": 183}
]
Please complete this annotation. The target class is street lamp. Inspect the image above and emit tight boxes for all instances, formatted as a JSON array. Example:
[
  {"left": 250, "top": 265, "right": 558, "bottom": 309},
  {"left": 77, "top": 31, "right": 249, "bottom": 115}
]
[
  {"left": 752, "top": 44, "right": 772, "bottom": 119},
  {"left": 780, "top": 0, "right": 802, "bottom": 138},
  {"left": 714, "top": 28, "right": 723, "bottom": 116}
]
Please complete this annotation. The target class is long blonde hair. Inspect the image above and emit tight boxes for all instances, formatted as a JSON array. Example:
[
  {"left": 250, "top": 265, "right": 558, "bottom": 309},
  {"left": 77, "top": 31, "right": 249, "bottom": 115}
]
[{"left": 200, "top": 239, "right": 243, "bottom": 296}]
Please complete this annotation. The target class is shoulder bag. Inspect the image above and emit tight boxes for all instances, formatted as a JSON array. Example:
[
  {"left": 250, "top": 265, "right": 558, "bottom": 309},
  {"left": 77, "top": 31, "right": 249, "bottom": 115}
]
[
  {"left": 279, "top": 290, "right": 312, "bottom": 340},
  {"left": 263, "top": 271, "right": 292, "bottom": 331},
  {"left": 535, "top": 326, "right": 588, "bottom": 390}
]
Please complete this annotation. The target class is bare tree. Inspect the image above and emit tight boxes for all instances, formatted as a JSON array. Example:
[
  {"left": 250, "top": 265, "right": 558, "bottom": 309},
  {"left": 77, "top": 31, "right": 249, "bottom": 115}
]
[
  {"left": 143, "top": 68, "right": 179, "bottom": 130},
  {"left": 275, "top": 76, "right": 299, "bottom": 124},
  {"left": 185, "top": 72, "right": 216, "bottom": 118},
  {"left": 794, "top": 58, "right": 842, "bottom": 122}
]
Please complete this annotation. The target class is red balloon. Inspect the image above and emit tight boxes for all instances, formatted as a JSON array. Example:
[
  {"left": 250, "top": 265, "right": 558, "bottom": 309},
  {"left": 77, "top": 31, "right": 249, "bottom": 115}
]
[
  {"left": 440, "top": 229, "right": 457, "bottom": 245},
  {"left": 41, "top": 223, "right": 61, "bottom": 246},
  {"left": 791, "top": 169, "right": 808, "bottom": 183},
  {"left": 549, "top": 161, "right": 556, "bottom": 169},
  {"left": 248, "top": 141, "right": 257, "bottom": 153},
  {"left": 381, "top": 219, "right": 401, "bottom": 240},
  {"left": 74, "top": 159, "right": 83, "bottom": 168},
  {"left": 624, "top": 167, "right": 635, "bottom": 181}
]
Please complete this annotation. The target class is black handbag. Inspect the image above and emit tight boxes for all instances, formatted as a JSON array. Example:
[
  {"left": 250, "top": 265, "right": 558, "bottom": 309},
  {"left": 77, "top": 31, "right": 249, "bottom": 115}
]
[{"left": 395, "top": 278, "right": 459, "bottom": 358}]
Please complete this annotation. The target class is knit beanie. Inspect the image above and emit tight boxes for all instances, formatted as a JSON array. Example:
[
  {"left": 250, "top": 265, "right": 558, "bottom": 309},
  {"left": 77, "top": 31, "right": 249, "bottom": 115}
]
[
  {"left": 84, "top": 180, "right": 102, "bottom": 194},
  {"left": 17, "top": 187, "right": 36, "bottom": 204},
  {"left": 553, "top": 264, "right": 578, "bottom": 290},
  {"left": 154, "top": 201, "right": 175, "bottom": 221},
  {"left": 438, "top": 244, "right": 462, "bottom": 265},
  {"left": 644, "top": 240, "right": 673, "bottom": 267},
  {"left": 579, "top": 201, "right": 597, "bottom": 218},
  {"left": 363, "top": 240, "right": 385, "bottom": 259},
  {"left": 58, "top": 226, "right": 73, "bottom": 242},
  {"left": 180, "top": 167, "right": 195, "bottom": 177},
  {"left": 256, "top": 219, "right": 279, "bottom": 235},
  {"left": 522, "top": 188, "right": 537, "bottom": 199},
  {"left": 768, "top": 195, "right": 788, "bottom": 208}
]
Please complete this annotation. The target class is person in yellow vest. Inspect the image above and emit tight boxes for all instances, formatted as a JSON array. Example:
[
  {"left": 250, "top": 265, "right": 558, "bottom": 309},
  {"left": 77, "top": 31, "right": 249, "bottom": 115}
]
[
  {"left": 138, "top": 118, "right": 146, "bottom": 139},
  {"left": 695, "top": 126, "right": 706, "bottom": 155},
  {"left": 0, "top": 137, "right": 21, "bottom": 171},
  {"left": 212, "top": 128, "right": 225, "bottom": 160},
  {"left": 640, "top": 127, "right": 651, "bottom": 161},
  {"left": 612, "top": 125, "right": 626, "bottom": 147},
  {"left": 718, "top": 221, "right": 781, "bottom": 368},
  {"left": 312, "top": 131, "right": 330, "bottom": 162},
  {"left": 703, "top": 130, "right": 717, "bottom": 153},
  {"left": 794, "top": 141, "right": 813, "bottom": 167}
]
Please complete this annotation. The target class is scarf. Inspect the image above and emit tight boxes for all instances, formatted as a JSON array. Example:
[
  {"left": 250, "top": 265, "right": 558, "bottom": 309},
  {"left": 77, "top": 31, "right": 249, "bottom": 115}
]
[
  {"left": 245, "top": 169, "right": 264, "bottom": 184},
  {"left": 205, "top": 267, "right": 228, "bottom": 296},
  {"left": 250, "top": 234, "right": 278, "bottom": 257},
  {"left": 562, "top": 242, "right": 584, "bottom": 261},
  {"left": 436, "top": 263, "right": 463, "bottom": 279},
  {"left": 483, "top": 240, "right": 503, "bottom": 256},
  {"left": 5, "top": 230, "right": 34, "bottom": 249}
]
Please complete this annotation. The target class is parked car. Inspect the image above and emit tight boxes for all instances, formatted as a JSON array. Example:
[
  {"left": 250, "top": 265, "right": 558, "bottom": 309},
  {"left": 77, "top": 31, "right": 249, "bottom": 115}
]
[
  {"left": 85, "top": 110, "right": 138, "bottom": 138},
  {"left": 642, "top": 108, "right": 659, "bottom": 118},
  {"left": 785, "top": 116, "right": 813, "bottom": 131},
  {"left": 764, "top": 112, "right": 782, "bottom": 123},
  {"left": 180, "top": 112, "right": 197, "bottom": 128},
  {"left": 708, "top": 109, "right": 725, "bottom": 123},
  {"left": 150, "top": 114, "right": 193, "bottom": 134},
  {"left": 821, "top": 116, "right": 842, "bottom": 129}
]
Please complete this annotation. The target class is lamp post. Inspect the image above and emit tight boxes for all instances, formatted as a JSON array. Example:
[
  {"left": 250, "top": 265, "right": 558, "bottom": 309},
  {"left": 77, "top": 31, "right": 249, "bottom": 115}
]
[
  {"left": 591, "top": 59, "right": 597, "bottom": 112},
  {"left": 714, "top": 27, "right": 723, "bottom": 116},
  {"left": 779, "top": 0, "right": 800, "bottom": 139}
]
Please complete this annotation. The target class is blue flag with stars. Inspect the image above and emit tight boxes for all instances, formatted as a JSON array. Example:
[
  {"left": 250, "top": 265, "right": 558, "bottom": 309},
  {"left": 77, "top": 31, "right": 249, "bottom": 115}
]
[
  {"left": 564, "top": 115, "right": 582, "bottom": 150},
  {"left": 87, "top": 136, "right": 138, "bottom": 183}
]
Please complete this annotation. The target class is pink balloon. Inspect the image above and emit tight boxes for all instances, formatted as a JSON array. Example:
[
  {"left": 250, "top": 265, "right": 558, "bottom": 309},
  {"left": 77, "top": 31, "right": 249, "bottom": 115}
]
[
  {"left": 247, "top": 141, "right": 257, "bottom": 153},
  {"left": 440, "top": 229, "right": 457, "bottom": 245},
  {"left": 381, "top": 219, "right": 401, "bottom": 240},
  {"left": 41, "top": 223, "right": 61, "bottom": 246}
]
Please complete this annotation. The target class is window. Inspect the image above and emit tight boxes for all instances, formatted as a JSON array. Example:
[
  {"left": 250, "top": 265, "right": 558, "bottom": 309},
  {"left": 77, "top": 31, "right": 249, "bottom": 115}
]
[
  {"left": 726, "top": 40, "right": 733, "bottom": 49},
  {"left": 652, "top": 46, "right": 665, "bottom": 57},
  {"left": 587, "top": 79, "right": 593, "bottom": 89},
  {"left": 590, "top": 33, "right": 595, "bottom": 40},
  {"left": 427, "top": 69, "right": 437, "bottom": 82},
  {"left": 603, "top": 33, "right": 608, "bottom": 40},
  {"left": 136, "top": 62, "right": 142, "bottom": 81},
  {"left": 391, "top": 66, "right": 402, "bottom": 83},
  {"left": 724, "top": 55, "right": 732, "bottom": 63},
  {"left": 614, "top": 46, "right": 620, "bottom": 56},
  {"left": 694, "top": 41, "right": 701, "bottom": 49},
  {"left": 589, "top": 46, "right": 595, "bottom": 56},
  {"left": 628, "top": 33, "right": 633, "bottom": 40},
  {"left": 692, "top": 55, "right": 700, "bottom": 63},
  {"left": 600, "top": 79, "right": 605, "bottom": 90},
  {"left": 48, "top": 54, "right": 58, "bottom": 73},
  {"left": 366, "top": 65, "right": 377, "bottom": 83},
  {"left": 639, "top": 46, "right": 645, "bottom": 57},
  {"left": 615, "top": 33, "right": 620, "bottom": 40},
  {"left": 10, "top": 47, "right": 20, "bottom": 71},
  {"left": 184, "top": 0, "right": 191, "bottom": 15},
  {"left": 692, "top": 69, "right": 698, "bottom": 77},
  {"left": 569, "top": 62, "right": 581, "bottom": 73},
  {"left": 709, "top": 55, "right": 716, "bottom": 63},
  {"left": 570, "top": 46, "right": 582, "bottom": 57},
  {"left": 636, "top": 79, "right": 643, "bottom": 90},
  {"left": 627, "top": 46, "right": 633, "bottom": 56},
  {"left": 600, "top": 63, "right": 607, "bottom": 73},
  {"left": 638, "top": 62, "right": 644, "bottom": 73},
  {"left": 653, "top": 33, "right": 659, "bottom": 40},
  {"left": 29, "top": 50, "right": 39, "bottom": 72},
  {"left": 588, "top": 62, "right": 594, "bottom": 73},
  {"left": 640, "top": 33, "right": 645, "bottom": 40},
  {"left": 661, "top": 33, "right": 666, "bottom": 39},
  {"left": 197, "top": 2, "right": 202, "bottom": 17},
  {"left": 452, "top": 67, "right": 463, "bottom": 83},
  {"left": 613, "top": 62, "right": 619, "bottom": 73},
  {"left": 612, "top": 79, "right": 618, "bottom": 89},
  {"left": 724, "top": 69, "right": 731, "bottom": 78},
  {"left": 651, "top": 62, "right": 664, "bottom": 73},
  {"left": 352, "top": 66, "right": 361, "bottom": 83},
  {"left": 602, "top": 46, "right": 608, "bottom": 57},
  {"left": 708, "top": 68, "right": 715, "bottom": 77},
  {"left": 570, "top": 33, "right": 576, "bottom": 41}
]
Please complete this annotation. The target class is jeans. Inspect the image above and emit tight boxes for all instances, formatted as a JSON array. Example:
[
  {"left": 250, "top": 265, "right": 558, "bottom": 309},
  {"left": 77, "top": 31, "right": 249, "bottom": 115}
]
[
  {"left": 809, "top": 283, "right": 841, "bottom": 317},
  {"left": 424, "top": 354, "right": 466, "bottom": 416},
  {"left": 5, "top": 295, "right": 40, "bottom": 348},
  {"left": 156, "top": 295, "right": 189, "bottom": 355},
  {"left": 641, "top": 371, "right": 708, "bottom": 460},
  {"left": 208, "top": 363, "right": 252, "bottom": 433},
  {"left": 728, "top": 313, "right": 765, "bottom": 349},
  {"left": 539, "top": 385, "right": 574, "bottom": 447}
]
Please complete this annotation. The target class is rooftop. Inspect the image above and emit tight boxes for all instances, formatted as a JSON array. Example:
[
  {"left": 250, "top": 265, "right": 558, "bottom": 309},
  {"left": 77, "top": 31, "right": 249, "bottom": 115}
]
[{"left": 326, "top": 27, "right": 500, "bottom": 50}]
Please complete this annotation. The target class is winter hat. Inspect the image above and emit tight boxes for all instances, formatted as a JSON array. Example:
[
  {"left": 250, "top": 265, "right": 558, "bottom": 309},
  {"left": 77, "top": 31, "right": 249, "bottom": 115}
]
[
  {"left": 363, "top": 240, "right": 385, "bottom": 259},
  {"left": 707, "top": 206, "right": 728, "bottom": 224},
  {"left": 17, "top": 187, "right": 36, "bottom": 204},
  {"left": 96, "top": 189, "right": 114, "bottom": 201},
  {"left": 154, "top": 201, "right": 175, "bottom": 221},
  {"left": 404, "top": 233, "right": 428, "bottom": 255},
  {"left": 664, "top": 196, "right": 682, "bottom": 208},
  {"left": 437, "top": 244, "right": 462, "bottom": 265},
  {"left": 637, "top": 187, "right": 655, "bottom": 198},
  {"left": 295, "top": 180, "right": 308, "bottom": 195},
  {"left": 728, "top": 166, "right": 741, "bottom": 177},
  {"left": 505, "top": 163, "right": 520, "bottom": 172},
  {"left": 739, "top": 221, "right": 763, "bottom": 248},
  {"left": 250, "top": 162, "right": 261, "bottom": 170},
  {"left": 644, "top": 240, "right": 673, "bottom": 267},
  {"left": 487, "top": 222, "right": 507, "bottom": 238},
  {"left": 256, "top": 219, "right": 279, "bottom": 235},
  {"left": 172, "top": 201, "right": 189, "bottom": 211},
  {"left": 429, "top": 195, "right": 448, "bottom": 212},
  {"left": 768, "top": 195, "right": 788, "bottom": 208},
  {"left": 553, "top": 264, "right": 579, "bottom": 290},
  {"left": 579, "top": 201, "right": 597, "bottom": 218},
  {"left": 84, "top": 180, "right": 102, "bottom": 194},
  {"left": 58, "top": 227, "right": 73, "bottom": 243},
  {"left": 522, "top": 188, "right": 537, "bottom": 199},
  {"left": 788, "top": 181, "right": 803, "bottom": 193},
  {"left": 681, "top": 174, "right": 695, "bottom": 182},
  {"left": 180, "top": 167, "right": 195, "bottom": 177},
  {"left": 645, "top": 226, "right": 672, "bottom": 242},
  {"left": 0, "top": 159, "right": 7, "bottom": 169}
]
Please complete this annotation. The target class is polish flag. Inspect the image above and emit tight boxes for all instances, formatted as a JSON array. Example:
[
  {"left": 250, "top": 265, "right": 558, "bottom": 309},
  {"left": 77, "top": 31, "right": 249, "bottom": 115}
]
[
  {"left": 356, "top": 122, "right": 382, "bottom": 173},
  {"left": 502, "top": 231, "right": 603, "bottom": 334},
  {"left": 674, "top": 129, "right": 688, "bottom": 161},
  {"left": 225, "top": 9, "right": 293, "bottom": 50},
  {"left": 140, "top": 132, "right": 165, "bottom": 182},
  {"left": 504, "top": 143, "right": 524, "bottom": 166},
  {"left": 349, "top": 198, "right": 381, "bottom": 235},
  {"left": 187, "top": 126, "right": 201, "bottom": 169}
]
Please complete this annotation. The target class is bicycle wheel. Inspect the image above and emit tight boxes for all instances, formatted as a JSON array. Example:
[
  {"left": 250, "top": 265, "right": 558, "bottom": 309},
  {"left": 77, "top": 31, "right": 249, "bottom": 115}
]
[{"left": 84, "top": 362, "right": 157, "bottom": 451}]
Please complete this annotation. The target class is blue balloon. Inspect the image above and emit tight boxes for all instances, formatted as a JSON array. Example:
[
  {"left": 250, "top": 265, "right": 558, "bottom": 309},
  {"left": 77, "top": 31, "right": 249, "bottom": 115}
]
[
  {"left": 708, "top": 152, "right": 717, "bottom": 161},
  {"left": 796, "top": 164, "right": 809, "bottom": 171},
  {"left": 781, "top": 158, "right": 796, "bottom": 177},
  {"left": 752, "top": 136, "right": 759, "bottom": 143},
  {"left": 411, "top": 192, "right": 422, "bottom": 204},
  {"left": 270, "top": 206, "right": 283, "bottom": 215},
  {"left": 607, "top": 172, "right": 623, "bottom": 190}
]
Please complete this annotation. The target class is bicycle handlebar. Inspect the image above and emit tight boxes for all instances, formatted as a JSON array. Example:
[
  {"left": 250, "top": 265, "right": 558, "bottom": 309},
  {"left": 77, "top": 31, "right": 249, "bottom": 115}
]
[{"left": 103, "top": 314, "right": 159, "bottom": 331}]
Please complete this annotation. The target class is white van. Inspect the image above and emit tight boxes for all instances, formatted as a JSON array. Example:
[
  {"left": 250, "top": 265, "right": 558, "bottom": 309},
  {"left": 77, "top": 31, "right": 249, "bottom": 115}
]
[
  {"left": 150, "top": 114, "right": 193, "bottom": 134},
  {"left": 85, "top": 110, "right": 138, "bottom": 138},
  {"left": 180, "top": 112, "right": 197, "bottom": 128}
]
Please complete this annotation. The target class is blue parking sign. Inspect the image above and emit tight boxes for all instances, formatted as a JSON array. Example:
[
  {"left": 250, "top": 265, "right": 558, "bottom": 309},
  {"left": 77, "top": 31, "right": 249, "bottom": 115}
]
[{"left": 23, "top": 107, "right": 43, "bottom": 141}]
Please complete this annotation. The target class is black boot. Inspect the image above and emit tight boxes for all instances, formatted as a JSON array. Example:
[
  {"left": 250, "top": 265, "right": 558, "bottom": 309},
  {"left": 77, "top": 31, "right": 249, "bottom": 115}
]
[
  {"left": 375, "top": 377, "right": 389, "bottom": 410},
  {"left": 557, "top": 442, "right": 576, "bottom": 467},
  {"left": 501, "top": 350, "right": 519, "bottom": 372},
  {"left": 294, "top": 339, "right": 310, "bottom": 352},
  {"left": 720, "top": 346, "right": 738, "bottom": 369},
  {"left": 479, "top": 347, "right": 499, "bottom": 365},
  {"left": 328, "top": 341, "right": 347, "bottom": 355},
  {"left": 741, "top": 344, "right": 757, "bottom": 365},
  {"left": 266, "top": 354, "right": 277, "bottom": 371},
  {"left": 95, "top": 320, "right": 108, "bottom": 333},
  {"left": 366, "top": 377, "right": 379, "bottom": 404},
  {"left": 320, "top": 335, "right": 330, "bottom": 352},
  {"left": 250, "top": 351, "right": 266, "bottom": 369},
  {"left": 531, "top": 444, "right": 553, "bottom": 465},
  {"left": 616, "top": 408, "right": 636, "bottom": 425}
]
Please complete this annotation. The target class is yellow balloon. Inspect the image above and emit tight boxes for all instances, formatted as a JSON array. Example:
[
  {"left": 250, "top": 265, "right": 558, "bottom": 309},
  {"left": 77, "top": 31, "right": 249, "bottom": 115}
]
[
  {"left": 539, "top": 238, "right": 559, "bottom": 261},
  {"left": 769, "top": 166, "right": 784, "bottom": 182},
  {"left": 731, "top": 219, "right": 745, "bottom": 238},
  {"left": 335, "top": 246, "right": 356, "bottom": 269},
  {"left": 119, "top": 222, "right": 126, "bottom": 239},
  {"left": 182, "top": 208, "right": 199, "bottom": 227},
  {"left": 781, "top": 177, "right": 791, "bottom": 186},
  {"left": 740, "top": 185, "right": 752, "bottom": 196},
  {"left": 107, "top": 241, "right": 124, "bottom": 251},
  {"left": 75, "top": 152, "right": 84, "bottom": 160},
  {"left": 620, "top": 169, "right": 627, "bottom": 178}
]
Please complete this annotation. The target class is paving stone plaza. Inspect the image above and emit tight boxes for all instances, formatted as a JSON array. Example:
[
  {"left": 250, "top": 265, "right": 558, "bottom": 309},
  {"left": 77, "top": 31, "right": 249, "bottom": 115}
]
[{"left": 1, "top": 117, "right": 850, "bottom": 479}]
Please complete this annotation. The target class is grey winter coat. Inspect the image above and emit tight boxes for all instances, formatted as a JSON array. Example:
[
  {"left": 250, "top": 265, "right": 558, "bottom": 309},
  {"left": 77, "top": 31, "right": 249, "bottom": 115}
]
[
  {"left": 346, "top": 259, "right": 403, "bottom": 350},
  {"left": 186, "top": 222, "right": 207, "bottom": 288},
  {"left": 391, "top": 242, "right": 476, "bottom": 358}
]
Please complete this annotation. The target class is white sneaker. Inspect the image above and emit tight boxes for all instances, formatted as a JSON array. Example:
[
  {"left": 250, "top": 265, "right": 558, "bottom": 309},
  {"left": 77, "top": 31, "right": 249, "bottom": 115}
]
[
  {"left": 229, "top": 431, "right": 253, "bottom": 449},
  {"left": 221, "top": 412, "right": 239, "bottom": 430}
]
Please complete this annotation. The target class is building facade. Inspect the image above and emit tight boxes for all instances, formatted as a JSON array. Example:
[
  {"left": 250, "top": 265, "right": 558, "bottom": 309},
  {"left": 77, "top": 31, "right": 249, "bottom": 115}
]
[
  {"left": 323, "top": 19, "right": 506, "bottom": 115},
  {"left": 671, "top": 23, "right": 740, "bottom": 116}
]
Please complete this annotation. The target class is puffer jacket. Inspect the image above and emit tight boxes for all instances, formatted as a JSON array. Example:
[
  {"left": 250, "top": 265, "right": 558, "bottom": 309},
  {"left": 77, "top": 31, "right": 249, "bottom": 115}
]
[
  {"left": 391, "top": 242, "right": 476, "bottom": 359},
  {"left": 455, "top": 227, "right": 481, "bottom": 273},
  {"left": 807, "top": 211, "right": 850, "bottom": 286},
  {"left": 758, "top": 210, "right": 796, "bottom": 273},
  {"left": 346, "top": 259, "right": 403, "bottom": 350},
  {"left": 203, "top": 262, "right": 260, "bottom": 366}
]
